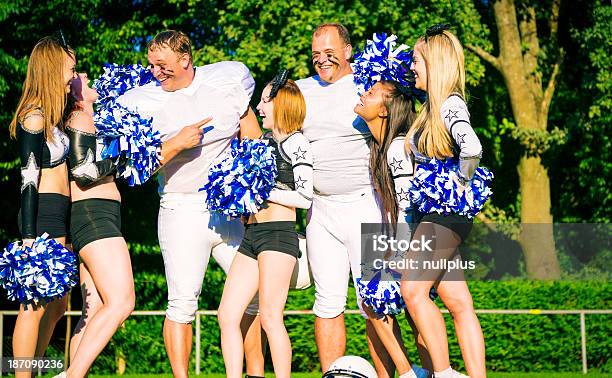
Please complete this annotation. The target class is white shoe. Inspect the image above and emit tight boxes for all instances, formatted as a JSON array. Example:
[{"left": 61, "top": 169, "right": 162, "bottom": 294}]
[
  {"left": 53, "top": 372, "right": 66, "bottom": 378},
  {"left": 452, "top": 370, "right": 469, "bottom": 378}
]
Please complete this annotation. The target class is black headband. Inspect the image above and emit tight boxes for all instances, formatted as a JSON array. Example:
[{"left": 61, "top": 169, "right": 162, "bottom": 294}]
[
  {"left": 397, "top": 84, "right": 413, "bottom": 98},
  {"left": 424, "top": 23, "right": 451, "bottom": 42},
  {"left": 269, "top": 69, "right": 289, "bottom": 99},
  {"left": 54, "top": 29, "right": 70, "bottom": 52}
]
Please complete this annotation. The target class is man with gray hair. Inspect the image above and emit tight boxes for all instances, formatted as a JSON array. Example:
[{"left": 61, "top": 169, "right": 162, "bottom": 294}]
[{"left": 296, "top": 23, "right": 410, "bottom": 377}]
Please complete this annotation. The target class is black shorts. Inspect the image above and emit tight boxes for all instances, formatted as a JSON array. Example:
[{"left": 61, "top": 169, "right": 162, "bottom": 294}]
[
  {"left": 416, "top": 211, "right": 473, "bottom": 242},
  {"left": 70, "top": 198, "right": 122, "bottom": 253},
  {"left": 18, "top": 193, "right": 70, "bottom": 239},
  {"left": 238, "top": 221, "right": 300, "bottom": 260}
]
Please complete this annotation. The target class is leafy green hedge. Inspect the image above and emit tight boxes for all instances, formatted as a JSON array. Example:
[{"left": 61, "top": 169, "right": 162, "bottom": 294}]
[
  {"left": 30, "top": 243, "right": 610, "bottom": 374},
  {"left": 67, "top": 246, "right": 609, "bottom": 375}
]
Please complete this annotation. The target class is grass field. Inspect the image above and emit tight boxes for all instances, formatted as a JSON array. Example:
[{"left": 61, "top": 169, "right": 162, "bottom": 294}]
[{"left": 87, "top": 373, "right": 612, "bottom": 378}]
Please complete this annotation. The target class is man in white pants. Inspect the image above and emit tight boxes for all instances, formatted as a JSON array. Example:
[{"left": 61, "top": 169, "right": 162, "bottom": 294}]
[
  {"left": 297, "top": 23, "right": 398, "bottom": 376},
  {"left": 118, "top": 30, "right": 264, "bottom": 378}
]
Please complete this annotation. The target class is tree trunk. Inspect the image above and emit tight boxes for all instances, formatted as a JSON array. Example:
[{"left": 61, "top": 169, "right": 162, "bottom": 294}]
[
  {"left": 518, "top": 156, "right": 561, "bottom": 278},
  {"left": 493, "top": 0, "right": 561, "bottom": 279}
]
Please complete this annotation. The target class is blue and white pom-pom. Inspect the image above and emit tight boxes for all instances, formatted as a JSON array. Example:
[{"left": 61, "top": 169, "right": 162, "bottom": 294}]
[
  {"left": 407, "top": 158, "right": 494, "bottom": 219},
  {"left": 358, "top": 271, "right": 439, "bottom": 315},
  {"left": 94, "top": 104, "right": 161, "bottom": 186},
  {"left": 201, "top": 138, "right": 277, "bottom": 218},
  {"left": 352, "top": 33, "right": 413, "bottom": 94},
  {"left": 93, "top": 63, "right": 162, "bottom": 186},
  {"left": 357, "top": 270, "right": 406, "bottom": 316},
  {"left": 95, "top": 63, "right": 156, "bottom": 107},
  {"left": 0, "top": 234, "right": 78, "bottom": 306}
]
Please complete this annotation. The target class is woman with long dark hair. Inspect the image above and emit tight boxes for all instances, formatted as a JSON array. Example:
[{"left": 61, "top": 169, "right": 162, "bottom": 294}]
[{"left": 355, "top": 80, "right": 431, "bottom": 378}]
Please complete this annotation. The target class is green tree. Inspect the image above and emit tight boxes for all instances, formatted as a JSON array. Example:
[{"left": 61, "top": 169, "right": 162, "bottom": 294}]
[
  {"left": 550, "top": 2, "right": 612, "bottom": 223},
  {"left": 466, "top": 0, "right": 565, "bottom": 279}
]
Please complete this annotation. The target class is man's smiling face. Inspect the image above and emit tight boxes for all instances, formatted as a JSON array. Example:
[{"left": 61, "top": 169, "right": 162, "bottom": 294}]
[
  {"left": 148, "top": 45, "right": 191, "bottom": 92},
  {"left": 311, "top": 27, "right": 352, "bottom": 84}
]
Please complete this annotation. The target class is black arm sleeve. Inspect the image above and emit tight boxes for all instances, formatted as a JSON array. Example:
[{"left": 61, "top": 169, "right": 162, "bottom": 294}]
[
  {"left": 67, "top": 127, "right": 116, "bottom": 188},
  {"left": 17, "top": 125, "right": 44, "bottom": 239}
]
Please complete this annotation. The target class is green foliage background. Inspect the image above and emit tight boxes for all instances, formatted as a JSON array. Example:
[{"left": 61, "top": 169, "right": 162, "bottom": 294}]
[{"left": 0, "top": 0, "right": 610, "bottom": 374}]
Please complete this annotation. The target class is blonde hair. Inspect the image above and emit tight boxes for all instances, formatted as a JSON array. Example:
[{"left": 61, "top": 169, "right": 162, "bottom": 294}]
[
  {"left": 408, "top": 30, "right": 466, "bottom": 159},
  {"left": 10, "top": 37, "right": 74, "bottom": 141},
  {"left": 272, "top": 80, "right": 306, "bottom": 134},
  {"left": 148, "top": 30, "right": 193, "bottom": 64}
]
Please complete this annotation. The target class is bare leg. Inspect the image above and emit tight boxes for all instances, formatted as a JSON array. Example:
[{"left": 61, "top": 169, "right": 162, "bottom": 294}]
[
  {"left": 365, "top": 317, "right": 397, "bottom": 378},
  {"left": 406, "top": 310, "right": 433, "bottom": 372},
  {"left": 364, "top": 302, "right": 422, "bottom": 376},
  {"left": 401, "top": 222, "right": 461, "bottom": 373},
  {"left": 69, "top": 263, "right": 103, "bottom": 362},
  {"left": 67, "top": 237, "right": 135, "bottom": 378},
  {"left": 218, "top": 253, "right": 259, "bottom": 378},
  {"left": 163, "top": 320, "right": 191, "bottom": 378},
  {"left": 437, "top": 280, "right": 486, "bottom": 378},
  {"left": 14, "top": 237, "right": 68, "bottom": 378},
  {"left": 258, "top": 251, "right": 295, "bottom": 378},
  {"left": 315, "top": 314, "right": 346, "bottom": 373},
  {"left": 35, "top": 295, "right": 68, "bottom": 357},
  {"left": 241, "top": 314, "right": 266, "bottom": 376},
  {"left": 13, "top": 304, "right": 45, "bottom": 378}
]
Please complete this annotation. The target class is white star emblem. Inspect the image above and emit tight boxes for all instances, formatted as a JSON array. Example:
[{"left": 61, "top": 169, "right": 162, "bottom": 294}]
[
  {"left": 72, "top": 149, "right": 100, "bottom": 181},
  {"left": 295, "top": 176, "right": 307, "bottom": 190},
  {"left": 389, "top": 157, "right": 403, "bottom": 172},
  {"left": 21, "top": 153, "right": 40, "bottom": 192},
  {"left": 293, "top": 146, "right": 307, "bottom": 161},
  {"left": 397, "top": 188, "right": 410, "bottom": 202},
  {"left": 456, "top": 133, "right": 466, "bottom": 145},
  {"left": 445, "top": 109, "right": 459, "bottom": 123}
]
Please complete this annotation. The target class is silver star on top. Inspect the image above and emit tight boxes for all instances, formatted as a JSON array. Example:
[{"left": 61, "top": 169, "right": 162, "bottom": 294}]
[
  {"left": 295, "top": 176, "right": 307, "bottom": 190},
  {"left": 21, "top": 152, "right": 40, "bottom": 192},
  {"left": 389, "top": 157, "right": 404, "bottom": 172},
  {"left": 456, "top": 133, "right": 466, "bottom": 145},
  {"left": 72, "top": 149, "right": 99, "bottom": 181},
  {"left": 445, "top": 109, "right": 459, "bottom": 123},
  {"left": 397, "top": 188, "right": 410, "bottom": 202},
  {"left": 293, "top": 146, "right": 307, "bottom": 161}
]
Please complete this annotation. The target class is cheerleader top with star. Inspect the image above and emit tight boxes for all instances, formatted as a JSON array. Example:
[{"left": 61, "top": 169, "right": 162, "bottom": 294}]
[
  {"left": 387, "top": 136, "right": 414, "bottom": 224},
  {"left": 263, "top": 131, "right": 313, "bottom": 209},
  {"left": 65, "top": 110, "right": 116, "bottom": 188},
  {"left": 17, "top": 108, "right": 70, "bottom": 238},
  {"left": 408, "top": 94, "right": 482, "bottom": 182}
]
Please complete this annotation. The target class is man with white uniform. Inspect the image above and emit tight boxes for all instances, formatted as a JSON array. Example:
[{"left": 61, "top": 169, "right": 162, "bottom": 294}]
[
  {"left": 117, "top": 30, "right": 264, "bottom": 378},
  {"left": 297, "top": 23, "right": 398, "bottom": 377}
]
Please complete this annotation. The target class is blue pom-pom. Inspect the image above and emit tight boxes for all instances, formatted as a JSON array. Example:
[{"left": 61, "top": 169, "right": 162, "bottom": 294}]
[
  {"left": 357, "top": 270, "right": 406, "bottom": 316},
  {"left": 94, "top": 103, "right": 162, "bottom": 186},
  {"left": 94, "top": 63, "right": 157, "bottom": 109},
  {"left": 0, "top": 234, "right": 78, "bottom": 306},
  {"left": 352, "top": 33, "right": 414, "bottom": 94},
  {"left": 93, "top": 63, "right": 162, "bottom": 186},
  {"left": 407, "top": 158, "right": 494, "bottom": 219},
  {"left": 358, "top": 270, "right": 438, "bottom": 316},
  {"left": 201, "top": 138, "right": 278, "bottom": 218}
]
